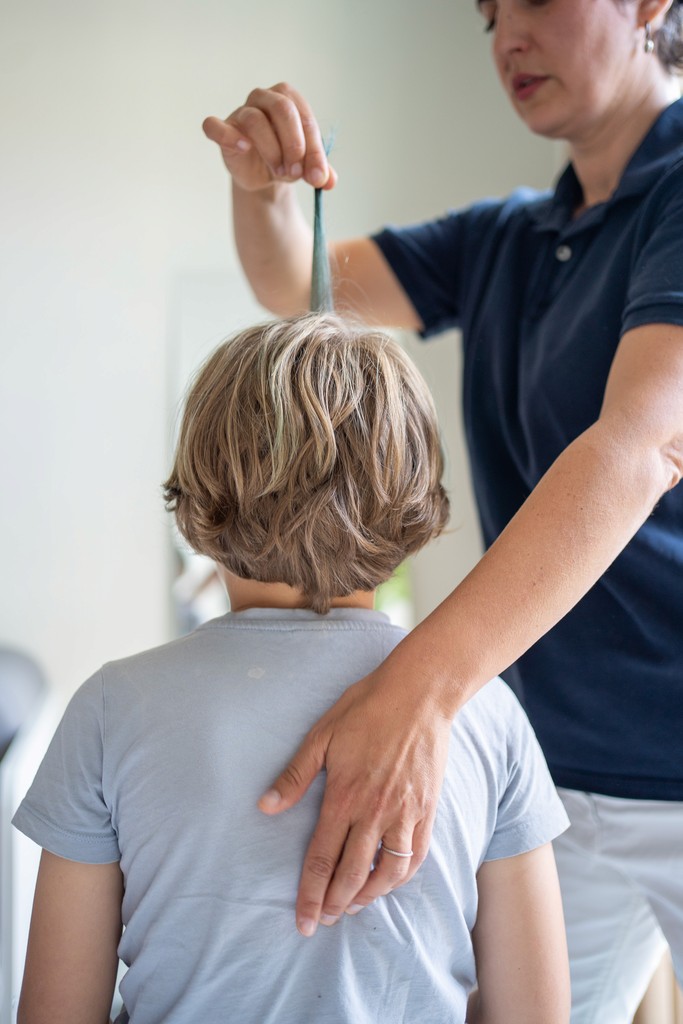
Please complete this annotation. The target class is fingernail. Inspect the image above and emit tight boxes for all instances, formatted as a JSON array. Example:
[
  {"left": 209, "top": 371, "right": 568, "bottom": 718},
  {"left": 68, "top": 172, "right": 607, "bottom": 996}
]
[
  {"left": 259, "top": 788, "right": 281, "bottom": 810},
  {"left": 320, "top": 913, "right": 339, "bottom": 927},
  {"left": 289, "top": 161, "right": 302, "bottom": 177},
  {"left": 310, "top": 167, "right": 326, "bottom": 187},
  {"left": 235, "top": 138, "right": 250, "bottom": 152},
  {"left": 298, "top": 917, "right": 317, "bottom": 937},
  {"left": 346, "top": 903, "right": 364, "bottom": 915}
]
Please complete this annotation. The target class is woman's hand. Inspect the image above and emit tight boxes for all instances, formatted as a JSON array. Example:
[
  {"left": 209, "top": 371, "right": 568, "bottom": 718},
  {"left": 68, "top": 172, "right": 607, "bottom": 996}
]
[
  {"left": 203, "top": 85, "right": 422, "bottom": 326},
  {"left": 202, "top": 83, "right": 337, "bottom": 194},
  {"left": 258, "top": 650, "right": 454, "bottom": 937}
]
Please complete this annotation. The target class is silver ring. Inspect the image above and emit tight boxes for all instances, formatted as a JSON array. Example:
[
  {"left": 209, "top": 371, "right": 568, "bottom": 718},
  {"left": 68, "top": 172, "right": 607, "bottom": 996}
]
[{"left": 380, "top": 842, "right": 413, "bottom": 858}]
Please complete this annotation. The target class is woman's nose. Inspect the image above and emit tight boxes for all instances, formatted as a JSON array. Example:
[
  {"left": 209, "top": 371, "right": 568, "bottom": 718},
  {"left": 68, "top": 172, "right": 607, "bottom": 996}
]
[{"left": 492, "top": 5, "right": 532, "bottom": 60}]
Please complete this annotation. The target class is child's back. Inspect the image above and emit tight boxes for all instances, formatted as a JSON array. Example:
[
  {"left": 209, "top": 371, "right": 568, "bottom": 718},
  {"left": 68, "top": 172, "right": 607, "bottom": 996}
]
[{"left": 15, "top": 604, "right": 565, "bottom": 1023}]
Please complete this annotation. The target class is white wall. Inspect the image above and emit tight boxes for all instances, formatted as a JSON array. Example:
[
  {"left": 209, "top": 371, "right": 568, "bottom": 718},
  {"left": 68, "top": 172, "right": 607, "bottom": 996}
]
[{"left": 1, "top": 0, "right": 557, "bottom": 701}]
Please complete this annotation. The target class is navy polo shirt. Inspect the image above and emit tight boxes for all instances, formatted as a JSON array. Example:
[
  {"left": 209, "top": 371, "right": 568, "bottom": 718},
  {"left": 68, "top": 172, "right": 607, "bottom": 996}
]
[{"left": 373, "top": 99, "right": 683, "bottom": 800}]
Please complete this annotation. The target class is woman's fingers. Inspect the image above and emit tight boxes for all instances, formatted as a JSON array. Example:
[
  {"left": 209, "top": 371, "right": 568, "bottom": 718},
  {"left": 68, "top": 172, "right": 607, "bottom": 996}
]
[
  {"left": 294, "top": 799, "right": 368, "bottom": 935},
  {"left": 201, "top": 115, "right": 249, "bottom": 153},
  {"left": 203, "top": 83, "right": 336, "bottom": 192},
  {"left": 270, "top": 82, "right": 330, "bottom": 187},
  {"left": 202, "top": 111, "right": 273, "bottom": 191},
  {"left": 348, "top": 817, "right": 433, "bottom": 910},
  {"left": 239, "top": 86, "right": 306, "bottom": 177},
  {"left": 296, "top": 806, "right": 418, "bottom": 934},
  {"left": 313, "top": 821, "right": 380, "bottom": 924}
]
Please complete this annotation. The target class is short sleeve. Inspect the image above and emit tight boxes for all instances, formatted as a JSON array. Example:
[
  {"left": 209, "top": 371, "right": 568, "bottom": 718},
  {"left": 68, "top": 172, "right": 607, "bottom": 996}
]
[
  {"left": 371, "top": 199, "right": 505, "bottom": 338},
  {"left": 621, "top": 159, "right": 683, "bottom": 334},
  {"left": 484, "top": 689, "right": 569, "bottom": 862},
  {"left": 12, "top": 670, "right": 120, "bottom": 863}
]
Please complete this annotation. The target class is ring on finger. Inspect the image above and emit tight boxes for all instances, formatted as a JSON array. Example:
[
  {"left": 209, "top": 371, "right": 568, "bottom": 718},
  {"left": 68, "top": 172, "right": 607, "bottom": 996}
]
[{"left": 380, "top": 841, "right": 413, "bottom": 858}]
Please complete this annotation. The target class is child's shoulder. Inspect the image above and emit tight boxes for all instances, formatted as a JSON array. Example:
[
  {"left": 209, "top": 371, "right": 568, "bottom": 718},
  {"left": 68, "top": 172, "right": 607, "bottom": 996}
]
[
  {"left": 463, "top": 675, "right": 524, "bottom": 715},
  {"left": 100, "top": 620, "right": 222, "bottom": 681},
  {"left": 454, "top": 676, "right": 534, "bottom": 747},
  {"left": 96, "top": 608, "right": 405, "bottom": 693}
]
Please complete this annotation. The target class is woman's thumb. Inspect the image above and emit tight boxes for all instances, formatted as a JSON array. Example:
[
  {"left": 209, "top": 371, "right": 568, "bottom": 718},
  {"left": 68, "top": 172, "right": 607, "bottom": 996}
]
[{"left": 258, "top": 734, "right": 326, "bottom": 814}]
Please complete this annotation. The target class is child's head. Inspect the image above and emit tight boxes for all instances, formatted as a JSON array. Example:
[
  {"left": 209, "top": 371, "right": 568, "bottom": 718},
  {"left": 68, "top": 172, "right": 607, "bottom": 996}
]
[{"left": 164, "top": 313, "right": 449, "bottom": 613}]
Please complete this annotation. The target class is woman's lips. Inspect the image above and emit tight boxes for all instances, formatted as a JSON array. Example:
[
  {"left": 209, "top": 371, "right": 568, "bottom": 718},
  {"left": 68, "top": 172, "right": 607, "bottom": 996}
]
[{"left": 512, "top": 74, "right": 549, "bottom": 101}]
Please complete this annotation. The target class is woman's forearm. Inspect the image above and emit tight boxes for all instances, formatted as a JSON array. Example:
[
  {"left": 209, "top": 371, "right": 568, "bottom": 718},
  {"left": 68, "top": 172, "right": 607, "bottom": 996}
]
[
  {"left": 404, "top": 418, "right": 678, "bottom": 719},
  {"left": 232, "top": 181, "right": 314, "bottom": 316}
]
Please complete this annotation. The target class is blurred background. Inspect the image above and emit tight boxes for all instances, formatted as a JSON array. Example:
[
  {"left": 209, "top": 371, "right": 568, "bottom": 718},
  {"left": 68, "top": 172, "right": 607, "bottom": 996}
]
[{"left": 1, "top": 1, "right": 678, "bottom": 1020}]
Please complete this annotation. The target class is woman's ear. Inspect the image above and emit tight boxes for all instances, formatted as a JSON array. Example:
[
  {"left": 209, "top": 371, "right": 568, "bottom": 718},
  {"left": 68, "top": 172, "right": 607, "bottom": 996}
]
[{"left": 637, "top": 0, "right": 676, "bottom": 31}]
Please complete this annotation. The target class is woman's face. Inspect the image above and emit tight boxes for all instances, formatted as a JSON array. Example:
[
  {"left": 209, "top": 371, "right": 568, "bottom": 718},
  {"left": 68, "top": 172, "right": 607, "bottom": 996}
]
[{"left": 476, "top": 0, "right": 650, "bottom": 144}]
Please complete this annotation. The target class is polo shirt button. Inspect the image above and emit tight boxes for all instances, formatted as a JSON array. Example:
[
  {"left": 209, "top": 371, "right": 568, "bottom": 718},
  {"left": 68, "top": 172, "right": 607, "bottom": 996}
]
[{"left": 555, "top": 244, "right": 572, "bottom": 262}]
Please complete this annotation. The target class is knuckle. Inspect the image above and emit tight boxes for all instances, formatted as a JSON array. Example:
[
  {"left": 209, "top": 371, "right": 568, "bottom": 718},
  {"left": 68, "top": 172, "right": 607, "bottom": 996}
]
[
  {"left": 300, "top": 114, "right": 320, "bottom": 136},
  {"left": 245, "top": 86, "right": 268, "bottom": 106},
  {"left": 364, "top": 877, "right": 392, "bottom": 899},
  {"left": 339, "top": 866, "right": 368, "bottom": 890},
  {"left": 304, "top": 854, "right": 337, "bottom": 880},
  {"left": 282, "top": 136, "right": 305, "bottom": 159},
  {"left": 377, "top": 853, "right": 409, "bottom": 883},
  {"left": 268, "top": 90, "right": 296, "bottom": 118},
  {"left": 386, "top": 864, "right": 408, "bottom": 886},
  {"left": 280, "top": 761, "right": 307, "bottom": 790},
  {"left": 235, "top": 107, "right": 263, "bottom": 134}
]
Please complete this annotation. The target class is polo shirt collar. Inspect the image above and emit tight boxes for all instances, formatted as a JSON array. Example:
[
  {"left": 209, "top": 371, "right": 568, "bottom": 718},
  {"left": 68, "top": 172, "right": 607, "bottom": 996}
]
[{"left": 528, "top": 97, "right": 683, "bottom": 234}]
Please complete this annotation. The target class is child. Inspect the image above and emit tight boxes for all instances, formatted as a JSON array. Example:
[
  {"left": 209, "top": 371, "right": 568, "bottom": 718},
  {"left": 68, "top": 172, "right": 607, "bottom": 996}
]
[{"left": 13, "top": 313, "right": 570, "bottom": 1024}]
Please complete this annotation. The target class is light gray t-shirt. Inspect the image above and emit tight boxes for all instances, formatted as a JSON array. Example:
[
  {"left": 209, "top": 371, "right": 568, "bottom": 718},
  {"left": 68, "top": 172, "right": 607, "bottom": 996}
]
[{"left": 13, "top": 607, "right": 568, "bottom": 1024}]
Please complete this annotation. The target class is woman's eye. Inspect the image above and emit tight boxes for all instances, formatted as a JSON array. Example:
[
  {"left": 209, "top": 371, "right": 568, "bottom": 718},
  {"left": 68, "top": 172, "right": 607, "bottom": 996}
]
[{"left": 477, "top": 1, "right": 497, "bottom": 32}]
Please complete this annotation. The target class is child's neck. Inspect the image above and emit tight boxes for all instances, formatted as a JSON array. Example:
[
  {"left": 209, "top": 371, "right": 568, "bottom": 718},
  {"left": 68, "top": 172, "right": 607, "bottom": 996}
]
[{"left": 220, "top": 571, "right": 375, "bottom": 613}]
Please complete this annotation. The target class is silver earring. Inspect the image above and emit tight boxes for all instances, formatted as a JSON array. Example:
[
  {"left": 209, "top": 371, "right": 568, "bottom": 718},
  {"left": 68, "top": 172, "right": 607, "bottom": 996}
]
[{"left": 644, "top": 22, "right": 655, "bottom": 54}]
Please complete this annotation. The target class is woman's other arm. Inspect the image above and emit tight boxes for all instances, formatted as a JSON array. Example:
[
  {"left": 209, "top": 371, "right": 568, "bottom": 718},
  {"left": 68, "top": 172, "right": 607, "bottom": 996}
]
[
  {"left": 468, "top": 845, "right": 570, "bottom": 1024},
  {"left": 18, "top": 850, "right": 123, "bottom": 1024},
  {"left": 203, "top": 84, "right": 421, "bottom": 327},
  {"left": 262, "top": 321, "right": 683, "bottom": 934}
]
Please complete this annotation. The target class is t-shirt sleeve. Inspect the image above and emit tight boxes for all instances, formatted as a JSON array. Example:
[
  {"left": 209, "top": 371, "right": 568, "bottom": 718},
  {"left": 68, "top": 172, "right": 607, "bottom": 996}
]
[
  {"left": 371, "top": 199, "right": 504, "bottom": 338},
  {"left": 371, "top": 190, "right": 544, "bottom": 339},
  {"left": 621, "top": 159, "right": 683, "bottom": 334},
  {"left": 12, "top": 670, "right": 120, "bottom": 863},
  {"left": 484, "top": 686, "right": 569, "bottom": 862}
]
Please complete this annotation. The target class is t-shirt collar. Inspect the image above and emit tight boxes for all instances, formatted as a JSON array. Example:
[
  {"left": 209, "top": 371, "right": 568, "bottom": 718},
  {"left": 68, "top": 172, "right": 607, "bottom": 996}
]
[{"left": 529, "top": 97, "right": 683, "bottom": 233}]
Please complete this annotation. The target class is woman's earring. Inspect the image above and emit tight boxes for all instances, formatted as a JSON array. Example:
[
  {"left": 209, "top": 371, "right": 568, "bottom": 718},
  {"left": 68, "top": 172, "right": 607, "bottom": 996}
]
[{"left": 644, "top": 22, "right": 655, "bottom": 54}]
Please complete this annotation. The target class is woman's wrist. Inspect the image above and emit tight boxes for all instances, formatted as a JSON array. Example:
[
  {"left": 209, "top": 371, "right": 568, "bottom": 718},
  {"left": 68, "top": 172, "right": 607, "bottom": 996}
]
[{"left": 379, "top": 618, "right": 475, "bottom": 722}]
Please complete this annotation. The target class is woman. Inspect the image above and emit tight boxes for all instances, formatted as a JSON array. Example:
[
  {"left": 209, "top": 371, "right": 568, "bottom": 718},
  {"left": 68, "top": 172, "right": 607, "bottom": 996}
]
[{"left": 203, "top": 0, "right": 683, "bottom": 1019}]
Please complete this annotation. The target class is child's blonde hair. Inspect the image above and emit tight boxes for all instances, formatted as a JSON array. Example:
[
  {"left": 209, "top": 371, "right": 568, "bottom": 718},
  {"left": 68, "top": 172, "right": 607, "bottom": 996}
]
[{"left": 164, "top": 313, "right": 449, "bottom": 613}]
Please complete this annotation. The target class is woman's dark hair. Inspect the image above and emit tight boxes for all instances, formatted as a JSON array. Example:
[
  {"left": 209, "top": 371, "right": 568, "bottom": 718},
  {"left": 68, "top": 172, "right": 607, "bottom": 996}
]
[{"left": 656, "top": 1, "right": 683, "bottom": 72}]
